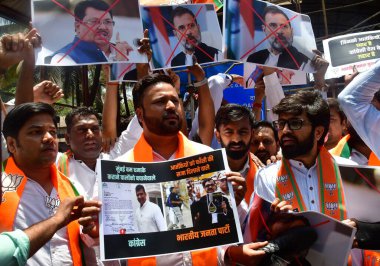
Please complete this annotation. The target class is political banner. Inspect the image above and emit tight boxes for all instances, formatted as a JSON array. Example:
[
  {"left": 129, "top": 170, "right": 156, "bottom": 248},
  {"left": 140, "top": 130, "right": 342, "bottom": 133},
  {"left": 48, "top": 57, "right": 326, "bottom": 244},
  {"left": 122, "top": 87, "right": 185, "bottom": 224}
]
[
  {"left": 98, "top": 149, "right": 243, "bottom": 260},
  {"left": 323, "top": 30, "right": 380, "bottom": 78},
  {"left": 141, "top": 4, "right": 223, "bottom": 70},
  {"left": 224, "top": 0, "right": 317, "bottom": 72},
  {"left": 33, "top": 0, "right": 147, "bottom": 66}
]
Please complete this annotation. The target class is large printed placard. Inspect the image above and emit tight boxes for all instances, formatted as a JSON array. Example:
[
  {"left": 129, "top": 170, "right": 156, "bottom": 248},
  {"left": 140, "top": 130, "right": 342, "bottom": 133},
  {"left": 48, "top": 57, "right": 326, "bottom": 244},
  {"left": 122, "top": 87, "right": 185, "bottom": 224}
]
[
  {"left": 141, "top": 4, "right": 223, "bottom": 69},
  {"left": 339, "top": 165, "right": 380, "bottom": 222},
  {"left": 98, "top": 149, "right": 243, "bottom": 260},
  {"left": 224, "top": 0, "right": 317, "bottom": 72},
  {"left": 323, "top": 30, "right": 380, "bottom": 78},
  {"left": 33, "top": 0, "right": 147, "bottom": 66}
]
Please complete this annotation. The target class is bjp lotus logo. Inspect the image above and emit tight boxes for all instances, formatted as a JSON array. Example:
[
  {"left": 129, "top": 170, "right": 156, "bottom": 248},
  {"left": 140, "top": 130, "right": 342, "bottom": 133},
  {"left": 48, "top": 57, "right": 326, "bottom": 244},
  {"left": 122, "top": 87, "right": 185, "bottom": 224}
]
[{"left": 1, "top": 173, "right": 23, "bottom": 202}]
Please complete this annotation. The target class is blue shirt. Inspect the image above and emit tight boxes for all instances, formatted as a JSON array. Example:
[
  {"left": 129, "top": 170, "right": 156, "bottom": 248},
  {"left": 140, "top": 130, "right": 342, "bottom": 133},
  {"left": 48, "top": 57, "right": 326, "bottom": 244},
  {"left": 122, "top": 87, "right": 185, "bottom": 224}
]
[{"left": 0, "top": 229, "right": 30, "bottom": 266}]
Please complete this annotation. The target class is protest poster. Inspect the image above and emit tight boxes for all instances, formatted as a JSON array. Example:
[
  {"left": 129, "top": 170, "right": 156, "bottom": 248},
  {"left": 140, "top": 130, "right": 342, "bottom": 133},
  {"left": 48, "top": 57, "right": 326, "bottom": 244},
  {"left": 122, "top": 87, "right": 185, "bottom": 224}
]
[
  {"left": 110, "top": 63, "right": 137, "bottom": 82},
  {"left": 243, "top": 194, "right": 355, "bottom": 266},
  {"left": 224, "top": 0, "right": 317, "bottom": 72},
  {"left": 97, "top": 149, "right": 243, "bottom": 260},
  {"left": 323, "top": 30, "right": 380, "bottom": 78},
  {"left": 141, "top": 0, "right": 192, "bottom": 5},
  {"left": 243, "top": 63, "right": 306, "bottom": 88},
  {"left": 141, "top": 4, "right": 223, "bottom": 70},
  {"left": 33, "top": 0, "right": 147, "bottom": 66},
  {"left": 339, "top": 164, "right": 380, "bottom": 222}
]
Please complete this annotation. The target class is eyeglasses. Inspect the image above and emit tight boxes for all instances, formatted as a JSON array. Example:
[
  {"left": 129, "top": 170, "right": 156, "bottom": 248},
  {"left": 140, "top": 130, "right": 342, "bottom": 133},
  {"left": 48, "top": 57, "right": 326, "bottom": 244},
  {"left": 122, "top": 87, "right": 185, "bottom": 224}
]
[
  {"left": 272, "top": 119, "right": 311, "bottom": 130},
  {"left": 83, "top": 19, "right": 115, "bottom": 27}
]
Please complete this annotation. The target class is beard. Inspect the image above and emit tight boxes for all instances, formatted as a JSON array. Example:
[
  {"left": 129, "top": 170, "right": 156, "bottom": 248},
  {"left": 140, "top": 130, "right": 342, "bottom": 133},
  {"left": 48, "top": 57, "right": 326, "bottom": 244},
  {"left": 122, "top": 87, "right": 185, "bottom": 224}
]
[
  {"left": 220, "top": 139, "right": 250, "bottom": 160},
  {"left": 270, "top": 34, "right": 293, "bottom": 53},
  {"left": 143, "top": 110, "right": 182, "bottom": 136},
  {"left": 184, "top": 34, "right": 201, "bottom": 52},
  {"left": 255, "top": 150, "right": 271, "bottom": 164},
  {"left": 280, "top": 130, "right": 314, "bottom": 159}
]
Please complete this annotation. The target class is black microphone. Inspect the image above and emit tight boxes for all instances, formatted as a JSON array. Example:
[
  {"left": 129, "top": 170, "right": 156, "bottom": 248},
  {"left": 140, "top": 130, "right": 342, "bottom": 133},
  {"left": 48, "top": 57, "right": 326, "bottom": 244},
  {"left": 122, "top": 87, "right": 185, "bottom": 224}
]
[
  {"left": 133, "top": 38, "right": 141, "bottom": 47},
  {"left": 258, "top": 226, "right": 318, "bottom": 257}
]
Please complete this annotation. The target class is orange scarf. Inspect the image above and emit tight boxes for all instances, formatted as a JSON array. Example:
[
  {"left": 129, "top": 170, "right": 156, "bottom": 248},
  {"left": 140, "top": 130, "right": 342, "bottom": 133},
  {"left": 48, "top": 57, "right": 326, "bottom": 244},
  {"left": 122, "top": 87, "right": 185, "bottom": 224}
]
[
  {"left": 57, "top": 150, "right": 74, "bottom": 176},
  {"left": 126, "top": 132, "right": 217, "bottom": 266},
  {"left": 276, "top": 147, "right": 347, "bottom": 220},
  {"left": 330, "top": 134, "right": 380, "bottom": 166},
  {"left": 244, "top": 154, "right": 258, "bottom": 204},
  {"left": 0, "top": 157, "right": 82, "bottom": 266}
]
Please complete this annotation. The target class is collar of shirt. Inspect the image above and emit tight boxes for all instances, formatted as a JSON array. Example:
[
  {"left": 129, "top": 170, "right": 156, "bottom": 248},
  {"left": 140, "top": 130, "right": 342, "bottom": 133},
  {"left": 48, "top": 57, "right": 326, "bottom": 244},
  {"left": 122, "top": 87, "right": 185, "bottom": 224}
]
[
  {"left": 239, "top": 156, "right": 251, "bottom": 178},
  {"left": 265, "top": 49, "right": 281, "bottom": 66},
  {"left": 153, "top": 150, "right": 176, "bottom": 162}
]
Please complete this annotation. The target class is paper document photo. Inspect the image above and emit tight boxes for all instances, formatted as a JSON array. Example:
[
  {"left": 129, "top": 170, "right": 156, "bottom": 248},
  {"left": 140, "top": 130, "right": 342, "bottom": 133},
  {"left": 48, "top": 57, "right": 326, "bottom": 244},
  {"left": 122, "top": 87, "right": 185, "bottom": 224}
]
[{"left": 97, "top": 149, "right": 243, "bottom": 260}]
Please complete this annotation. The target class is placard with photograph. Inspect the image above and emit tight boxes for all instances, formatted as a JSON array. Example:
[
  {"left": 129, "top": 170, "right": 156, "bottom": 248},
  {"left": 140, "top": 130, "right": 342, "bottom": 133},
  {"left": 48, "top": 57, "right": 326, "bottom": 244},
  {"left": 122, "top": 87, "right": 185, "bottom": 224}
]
[
  {"left": 141, "top": 4, "right": 223, "bottom": 69},
  {"left": 224, "top": 0, "right": 317, "bottom": 72},
  {"left": 97, "top": 149, "right": 243, "bottom": 260},
  {"left": 33, "top": 0, "right": 148, "bottom": 66},
  {"left": 110, "top": 63, "right": 138, "bottom": 82}
]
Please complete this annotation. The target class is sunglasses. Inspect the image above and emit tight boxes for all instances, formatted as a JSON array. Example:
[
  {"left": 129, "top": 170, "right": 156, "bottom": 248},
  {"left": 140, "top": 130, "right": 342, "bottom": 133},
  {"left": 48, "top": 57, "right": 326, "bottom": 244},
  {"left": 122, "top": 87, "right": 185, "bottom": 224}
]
[{"left": 272, "top": 118, "right": 311, "bottom": 130}]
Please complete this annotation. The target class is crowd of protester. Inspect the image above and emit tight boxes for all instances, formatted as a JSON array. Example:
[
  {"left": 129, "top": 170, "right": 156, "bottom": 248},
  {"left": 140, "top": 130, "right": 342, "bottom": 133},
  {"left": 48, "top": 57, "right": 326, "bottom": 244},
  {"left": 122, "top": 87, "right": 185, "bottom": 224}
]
[{"left": 1, "top": 4, "right": 380, "bottom": 266}]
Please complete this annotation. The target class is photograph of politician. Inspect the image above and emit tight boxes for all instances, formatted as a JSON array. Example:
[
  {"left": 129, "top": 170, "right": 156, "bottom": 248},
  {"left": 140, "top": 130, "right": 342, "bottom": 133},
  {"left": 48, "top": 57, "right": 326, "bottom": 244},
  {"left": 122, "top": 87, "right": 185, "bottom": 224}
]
[
  {"left": 33, "top": 0, "right": 147, "bottom": 66},
  {"left": 224, "top": 0, "right": 317, "bottom": 72},
  {"left": 141, "top": 4, "right": 223, "bottom": 69}
]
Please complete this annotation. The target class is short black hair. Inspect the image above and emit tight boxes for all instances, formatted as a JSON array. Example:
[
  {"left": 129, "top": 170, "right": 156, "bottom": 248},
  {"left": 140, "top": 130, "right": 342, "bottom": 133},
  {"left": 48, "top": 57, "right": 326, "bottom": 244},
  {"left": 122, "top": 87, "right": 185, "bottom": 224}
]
[
  {"left": 3, "top": 102, "right": 57, "bottom": 139},
  {"left": 326, "top": 98, "right": 346, "bottom": 124},
  {"left": 202, "top": 178, "right": 215, "bottom": 188},
  {"left": 253, "top": 120, "right": 279, "bottom": 143},
  {"left": 374, "top": 89, "right": 380, "bottom": 102},
  {"left": 172, "top": 6, "right": 197, "bottom": 25},
  {"left": 132, "top": 73, "right": 175, "bottom": 110},
  {"left": 65, "top": 107, "right": 100, "bottom": 133},
  {"left": 74, "top": 0, "right": 113, "bottom": 21},
  {"left": 272, "top": 89, "right": 330, "bottom": 146},
  {"left": 135, "top": 184, "right": 145, "bottom": 193},
  {"left": 262, "top": 5, "right": 291, "bottom": 27},
  {"left": 215, "top": 104, "right": 255, "bottom": 130}
]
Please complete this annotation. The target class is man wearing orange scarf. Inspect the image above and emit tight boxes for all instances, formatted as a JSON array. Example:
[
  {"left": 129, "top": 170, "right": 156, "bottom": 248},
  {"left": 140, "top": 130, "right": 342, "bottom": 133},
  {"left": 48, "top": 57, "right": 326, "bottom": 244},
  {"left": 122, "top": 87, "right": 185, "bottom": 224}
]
[
  {"left": 0, "top": 103, "right": 86, "bottom": 265},
  {"left": 80, "top": 70, "right": 247, "bottom": 265},
  {"left": 255, "top": 90, "right": 347, "bottom": 220}
]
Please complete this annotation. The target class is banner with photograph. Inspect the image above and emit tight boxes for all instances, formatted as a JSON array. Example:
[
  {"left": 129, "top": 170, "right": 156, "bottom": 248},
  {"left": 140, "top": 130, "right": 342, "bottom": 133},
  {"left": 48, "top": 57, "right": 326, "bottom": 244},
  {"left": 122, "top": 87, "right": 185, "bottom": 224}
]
[
  {"left": 243, "top": 63, "right": 306, "bottom": 88},
  {"left": 98, "top": 149, "right": 243, "bottom": 260},
  {"left": 323, "top": 30, "right": 380, "bottom": 78},
  {"left": 224, "top": 0, "right": 317, "bottom": 72},
  {"left": 141, "top": 4, "right": 223, "bottom": 70},
  {"left": 339, "top": 165, "right": 380, "bottom": 222},
  {"left": 33, "top": 0, "right": 148, "bottom": 66},
  {"left": 243, "top": 194, "right": 355, "bottom": 266}
]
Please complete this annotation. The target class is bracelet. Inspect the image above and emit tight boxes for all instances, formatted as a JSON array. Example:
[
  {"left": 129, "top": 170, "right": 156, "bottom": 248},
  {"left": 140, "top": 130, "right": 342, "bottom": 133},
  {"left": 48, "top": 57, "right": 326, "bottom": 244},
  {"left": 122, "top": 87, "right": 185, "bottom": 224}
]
[
  {"left": 253, "top": 102, "right": 262, "bottom": 109},
  {"left": 193, "top": 78, "right": 208, "bottom": 88}
]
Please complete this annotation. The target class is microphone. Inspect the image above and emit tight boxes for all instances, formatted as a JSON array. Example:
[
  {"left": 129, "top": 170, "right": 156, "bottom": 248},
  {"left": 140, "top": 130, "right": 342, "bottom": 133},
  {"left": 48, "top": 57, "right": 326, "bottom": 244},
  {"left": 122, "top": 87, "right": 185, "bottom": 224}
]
[
  {"left": 133, "top": 38, "right": 141, "bottom": 47},
  {"left": 258, "top": 226, "right": 318, "bottom": 257}
]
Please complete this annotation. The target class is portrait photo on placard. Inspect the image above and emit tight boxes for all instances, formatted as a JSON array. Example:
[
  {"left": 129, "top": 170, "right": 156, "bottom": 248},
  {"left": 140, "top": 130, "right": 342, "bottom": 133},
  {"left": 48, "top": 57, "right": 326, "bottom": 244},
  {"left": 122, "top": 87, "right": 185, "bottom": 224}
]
[
  {"left": 33, "top": 0, "right": 147, "bottom": 66},
  {"left": 141, "top": 4, "right": 223, "bottom": 70},
  {"left": 110, "top": 63, "right": 138, "bottom": 82},
  {"left": 224, "top": 0, "right": 317, "bottom": 72}
]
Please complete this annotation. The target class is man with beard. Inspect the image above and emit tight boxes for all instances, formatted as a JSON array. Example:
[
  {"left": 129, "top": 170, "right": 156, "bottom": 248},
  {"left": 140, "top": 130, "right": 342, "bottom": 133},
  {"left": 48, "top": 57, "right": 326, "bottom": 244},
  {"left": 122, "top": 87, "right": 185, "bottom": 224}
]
[
  {"left": 246, "top": 6, "right": 312, "bottom": 71},
  {"left": 80, "top": 73, "right": 247, "bottom": 265},
  {"left": 255, "top": 90, "right": 347, "bottom": 221},
  {"left": 215, "top": 104, "right": 260, "bottom": 204},
  {"left": 46, "top": 0, "right": 133, "bottom": 64},
  {"left": 251, "top": 120, "right": 280, "bottom": 165},
  {"left": 170, "top": 6, "right": 220, "bottom": 67}
]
